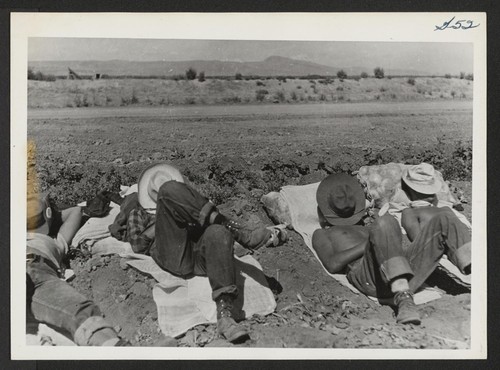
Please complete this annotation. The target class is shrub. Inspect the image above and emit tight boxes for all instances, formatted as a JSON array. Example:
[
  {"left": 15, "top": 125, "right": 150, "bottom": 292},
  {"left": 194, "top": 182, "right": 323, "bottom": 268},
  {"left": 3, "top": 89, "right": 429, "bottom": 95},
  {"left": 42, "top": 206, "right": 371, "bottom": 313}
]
[
  {"left": 28, "top": 67, "right": 35, "bottom": 80},
  {"left": 360, "top": 72, "right": 368, "bottom": 79},
  {"left": 255, "top": 89, "right": 269, "bottom": 102},
  {"left": 465, "top": 73, "right": 474, "bottom": 81},
  {"left": 184, "top": 97, "right": 196, "bottom": 104},
  {"left": 28, "top": 67, "right": 56, "bottom": 81},
  {"left": 222, "top": 96, "right": 242, "bottom": 103},
  {"left": 379, "top": 87, "right": 387, "bottom": 92},
  {"left": 451, "top": 91, "right": 456, "bottom": 98},
  {"left": 198, "top": 71, "right": 206, "bottom": 82},
  {"left": 337, "top": 70, "right": 347, "bottom": 80},
  {"left": 460, "top": 72, "right": 466, "bottom": 79},
  {"left": 374, "top": 67, "right": 385, "bottom": 79},
  {"left": 353, "top": 76, "right": 360, "bottom": 81},
  {"left": 235, "top": 73, "right": 243, "bottom": 80},
  {"left": 256, "top": 81, "right": 265, "bottom": 86},
  {"left": 274, "top": 91, "right": 286, "bottom": 102},
  {"left": 336, "top": 86, "right": 344, "bottom": 91},
  {"left": 444, "top": 74, "right": 452, "bottom": 79},
  {"left": 185, "top": 68, "right": 197, "bottom": 80},
  {"left": 291, "top": 91, "right": 298, "bottom": 101},
  {"left": 407, "top": 78, "right": 416, "bottom": 85}
]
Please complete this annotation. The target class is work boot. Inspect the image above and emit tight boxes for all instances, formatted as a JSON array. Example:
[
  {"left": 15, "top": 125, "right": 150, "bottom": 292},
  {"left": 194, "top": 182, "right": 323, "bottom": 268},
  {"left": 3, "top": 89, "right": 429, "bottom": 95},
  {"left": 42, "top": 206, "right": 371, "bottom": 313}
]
[
  {"left": 216, "top": 294, "right": 249, "bottom": 343},
  {"left": 394, "top": 290, "right": 421, "bottom": 325}
]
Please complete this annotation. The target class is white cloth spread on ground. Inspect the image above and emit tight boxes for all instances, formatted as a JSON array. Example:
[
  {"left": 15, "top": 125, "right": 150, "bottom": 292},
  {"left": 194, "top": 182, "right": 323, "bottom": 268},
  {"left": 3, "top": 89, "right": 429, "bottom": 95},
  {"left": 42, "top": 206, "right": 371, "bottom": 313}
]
[
  {"left": 68, "top": 185, "right": 275, "bottom": 338},
  {"left": 278, "top": 180, "right": 470, "bottom": 305}
]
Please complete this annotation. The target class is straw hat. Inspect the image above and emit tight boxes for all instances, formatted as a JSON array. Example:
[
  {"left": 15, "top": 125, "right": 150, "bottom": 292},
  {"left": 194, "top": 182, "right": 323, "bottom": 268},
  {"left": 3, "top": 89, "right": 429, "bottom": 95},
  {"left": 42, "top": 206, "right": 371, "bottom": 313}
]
[
  {"left": 137, "top": 162, "right": 184, "bottom": 211},
  {"left": 402, "top": 163, "right": 442, "bottom": 195},
  {"left": 316, "top": 173, "right": 366, "bottom": 226}
]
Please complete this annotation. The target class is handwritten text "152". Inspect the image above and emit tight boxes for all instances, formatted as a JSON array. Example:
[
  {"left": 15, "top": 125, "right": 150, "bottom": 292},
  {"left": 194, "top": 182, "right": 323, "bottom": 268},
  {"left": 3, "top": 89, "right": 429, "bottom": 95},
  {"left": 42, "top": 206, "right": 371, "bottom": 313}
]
[{"left": 435, "top": 16, "right": 480, "bottom": 31}]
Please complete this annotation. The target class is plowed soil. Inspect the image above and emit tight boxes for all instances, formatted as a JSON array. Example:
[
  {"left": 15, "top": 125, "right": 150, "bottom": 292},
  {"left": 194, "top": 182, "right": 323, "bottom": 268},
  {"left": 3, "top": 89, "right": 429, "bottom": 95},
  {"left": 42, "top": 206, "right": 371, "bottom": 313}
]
[{"left": 27, "top": 100, "right": 473, "bottom": 349}]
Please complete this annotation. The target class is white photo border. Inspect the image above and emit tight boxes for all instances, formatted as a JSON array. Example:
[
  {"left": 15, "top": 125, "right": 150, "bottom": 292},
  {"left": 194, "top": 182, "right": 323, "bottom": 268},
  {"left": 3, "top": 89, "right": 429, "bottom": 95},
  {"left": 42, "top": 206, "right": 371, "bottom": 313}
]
[{"left": 11, "top": 12, "right": 487, "bottom": 360}]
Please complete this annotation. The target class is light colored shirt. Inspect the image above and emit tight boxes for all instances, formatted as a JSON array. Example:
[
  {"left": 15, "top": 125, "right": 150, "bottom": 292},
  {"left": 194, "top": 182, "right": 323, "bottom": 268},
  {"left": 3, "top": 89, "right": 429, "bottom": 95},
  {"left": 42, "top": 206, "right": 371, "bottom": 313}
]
[{"left": 27, "top": 232, "right": 68, "bottom": 268}]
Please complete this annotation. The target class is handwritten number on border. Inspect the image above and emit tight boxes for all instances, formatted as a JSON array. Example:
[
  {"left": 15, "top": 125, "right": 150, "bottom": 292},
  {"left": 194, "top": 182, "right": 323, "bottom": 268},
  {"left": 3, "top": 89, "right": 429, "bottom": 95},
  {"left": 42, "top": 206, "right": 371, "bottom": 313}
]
[{"left": 435, "top": 16, "right": 480, "bottom": 31}]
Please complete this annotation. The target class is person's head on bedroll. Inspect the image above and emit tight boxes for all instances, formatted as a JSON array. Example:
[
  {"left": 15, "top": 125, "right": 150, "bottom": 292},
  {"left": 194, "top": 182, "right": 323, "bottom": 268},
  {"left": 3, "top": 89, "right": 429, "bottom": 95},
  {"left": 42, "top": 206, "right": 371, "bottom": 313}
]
[
  {"left": 316, "top": 173, "right": 366, "bottom": 226},
  {"left": 138, "top": 162, "right": 185, "bottom": 212},
  {"left": 27, "top": 192, "right": 53, "bottom": 235},
  {"left": 401, "top": 163, "right": 441, "bottom": 201}
]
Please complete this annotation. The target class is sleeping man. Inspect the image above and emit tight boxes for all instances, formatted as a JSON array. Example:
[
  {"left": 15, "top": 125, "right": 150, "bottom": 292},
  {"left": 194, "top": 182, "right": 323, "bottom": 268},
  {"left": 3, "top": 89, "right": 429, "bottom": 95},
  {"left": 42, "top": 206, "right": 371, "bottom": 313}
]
[{"left": 312, "top": 164, "right": 471, "bottom": 325}]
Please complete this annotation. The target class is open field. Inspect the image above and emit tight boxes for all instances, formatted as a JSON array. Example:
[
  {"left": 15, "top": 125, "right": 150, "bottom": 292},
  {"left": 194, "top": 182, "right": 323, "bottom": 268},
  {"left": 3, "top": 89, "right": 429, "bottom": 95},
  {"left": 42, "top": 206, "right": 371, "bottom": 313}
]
[
  {"left": 27, "top": 99, "right": 473, "bottom": 348},
  {"left": 28, "top": 76, "right": 473, "bottom": 108}
]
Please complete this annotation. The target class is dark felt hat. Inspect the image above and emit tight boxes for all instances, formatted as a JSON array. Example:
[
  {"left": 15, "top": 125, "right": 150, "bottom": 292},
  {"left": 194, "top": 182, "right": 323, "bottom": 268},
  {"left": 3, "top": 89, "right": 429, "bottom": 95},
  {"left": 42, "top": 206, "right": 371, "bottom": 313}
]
[{"left": 316, "top": 173, "right": 366, "bottom": 226}]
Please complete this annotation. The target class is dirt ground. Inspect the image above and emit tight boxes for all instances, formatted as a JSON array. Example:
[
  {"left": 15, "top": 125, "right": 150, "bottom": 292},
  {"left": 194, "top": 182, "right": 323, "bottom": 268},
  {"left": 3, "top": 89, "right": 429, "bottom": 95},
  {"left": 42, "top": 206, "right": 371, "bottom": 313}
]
[{"left": 27, "top": 100, "right": 473, "bottom": 349}]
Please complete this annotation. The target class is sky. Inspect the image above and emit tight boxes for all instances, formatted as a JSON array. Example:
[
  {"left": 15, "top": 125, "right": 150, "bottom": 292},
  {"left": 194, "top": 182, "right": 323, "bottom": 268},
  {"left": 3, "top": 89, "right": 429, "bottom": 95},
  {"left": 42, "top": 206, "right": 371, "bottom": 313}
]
[{"left": 28, "top": 38, "right": 473, "bottom": 75}]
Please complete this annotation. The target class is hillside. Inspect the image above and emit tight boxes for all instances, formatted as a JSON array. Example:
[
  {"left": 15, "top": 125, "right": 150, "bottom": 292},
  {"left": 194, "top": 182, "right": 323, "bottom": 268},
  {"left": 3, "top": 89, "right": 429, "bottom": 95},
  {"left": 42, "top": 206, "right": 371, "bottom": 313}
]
[{"left": 28, "top": 56, "right": 429, "bottom": 78}]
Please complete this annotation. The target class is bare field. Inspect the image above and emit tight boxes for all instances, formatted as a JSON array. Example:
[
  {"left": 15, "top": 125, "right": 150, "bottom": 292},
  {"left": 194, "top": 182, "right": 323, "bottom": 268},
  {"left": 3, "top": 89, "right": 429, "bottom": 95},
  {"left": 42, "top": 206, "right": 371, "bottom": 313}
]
[{"left": 27, "top": 100, "right": 473, "bottom": 348}]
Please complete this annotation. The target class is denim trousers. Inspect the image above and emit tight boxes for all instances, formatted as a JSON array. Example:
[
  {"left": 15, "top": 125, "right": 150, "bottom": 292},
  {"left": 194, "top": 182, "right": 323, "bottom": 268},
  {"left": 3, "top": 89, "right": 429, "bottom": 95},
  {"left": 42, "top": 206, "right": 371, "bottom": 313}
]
[
  {"left": 150, "top": 181, "right": 238, "bottom": 301},
  {"left": 347, "top": 210, "right": 471, "bottom": 298},
  {"left": 27, "top": 259, "right": 118, "bottom": 345}
]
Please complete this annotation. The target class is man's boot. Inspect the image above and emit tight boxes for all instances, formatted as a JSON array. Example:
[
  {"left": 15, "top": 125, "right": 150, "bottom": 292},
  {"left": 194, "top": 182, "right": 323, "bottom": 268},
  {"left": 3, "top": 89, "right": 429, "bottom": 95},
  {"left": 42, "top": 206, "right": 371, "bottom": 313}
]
[
  {"left": 394, "top": 290, "right": 421, "bottom": 325},
  {"left": 216, "top": 294, "right": 249, "bottom": 343}
]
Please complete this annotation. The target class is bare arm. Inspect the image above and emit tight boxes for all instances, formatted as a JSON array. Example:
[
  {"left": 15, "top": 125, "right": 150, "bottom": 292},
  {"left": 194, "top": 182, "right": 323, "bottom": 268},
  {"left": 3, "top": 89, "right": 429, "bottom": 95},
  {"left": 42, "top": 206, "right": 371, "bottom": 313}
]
[
  {"left": 312, "top": 228, "right": 366, "bottom": 274},
  {"left": 402, "top": 206, "right": 443, "bottom": 242},
  {"left": 58, "top": 206, "right": 83, "bottom": 245}
]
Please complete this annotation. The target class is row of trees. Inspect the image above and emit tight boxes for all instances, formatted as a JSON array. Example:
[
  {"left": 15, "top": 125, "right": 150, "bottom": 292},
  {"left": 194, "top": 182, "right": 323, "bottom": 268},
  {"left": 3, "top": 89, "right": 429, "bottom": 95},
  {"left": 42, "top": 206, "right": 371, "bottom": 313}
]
[{"left": 185, "top": 67, "right": 386, "bottom": 82}]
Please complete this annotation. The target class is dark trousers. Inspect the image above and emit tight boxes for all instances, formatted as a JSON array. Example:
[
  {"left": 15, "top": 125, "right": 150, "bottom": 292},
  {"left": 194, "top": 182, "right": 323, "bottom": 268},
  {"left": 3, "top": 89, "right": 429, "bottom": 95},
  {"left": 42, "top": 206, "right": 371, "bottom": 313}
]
[
  {"left": 347, "top": 210, "right": 471, "bottom": 298},
  {"left": 150, "top": 181, "right": 237, "bottom": 300}
]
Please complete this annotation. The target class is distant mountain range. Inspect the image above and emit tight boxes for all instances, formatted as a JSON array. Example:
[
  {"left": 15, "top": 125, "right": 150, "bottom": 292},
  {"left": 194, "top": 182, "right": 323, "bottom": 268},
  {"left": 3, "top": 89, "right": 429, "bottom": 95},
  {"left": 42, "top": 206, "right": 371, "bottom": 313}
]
[{"left": 29, "top": 55, "right": 430, "bottom": 77}]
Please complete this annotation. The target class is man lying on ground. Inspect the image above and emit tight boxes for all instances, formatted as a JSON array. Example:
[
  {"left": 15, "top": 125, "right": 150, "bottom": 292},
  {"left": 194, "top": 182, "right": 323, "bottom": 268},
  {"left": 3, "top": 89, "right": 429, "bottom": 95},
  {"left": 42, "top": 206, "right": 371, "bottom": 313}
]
[
  {"left": 27, "top": 193, "right": 129, "bottom": 346},
  {"left": 112, "top": 162, "right": 287, "bottom": 343},
  {"left": 312, "top": 164, "right": 471, "bottom": 325}
]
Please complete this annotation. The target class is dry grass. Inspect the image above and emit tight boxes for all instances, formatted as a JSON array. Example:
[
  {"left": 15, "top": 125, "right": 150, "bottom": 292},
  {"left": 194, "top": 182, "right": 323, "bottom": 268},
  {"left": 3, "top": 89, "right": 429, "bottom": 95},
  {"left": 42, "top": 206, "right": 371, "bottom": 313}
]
[{"left": 28, "top": 77, "right": 473, "bottom": 108}]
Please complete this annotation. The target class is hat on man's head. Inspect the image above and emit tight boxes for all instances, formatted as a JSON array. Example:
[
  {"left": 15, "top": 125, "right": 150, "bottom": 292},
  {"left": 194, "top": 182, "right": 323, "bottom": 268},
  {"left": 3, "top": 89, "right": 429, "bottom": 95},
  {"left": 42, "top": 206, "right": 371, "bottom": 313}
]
[
  {"left": 138, "top": 162, "right": 184, "bottom": 211},
  {"left": 27, "top": 192, "right": 53, "bottom": 234},
  {"left": 402, "top": 163, "right": 442, "bottom": 195},
  {"left": 316, "top": 173, "right": 366, "bottom": 226}
]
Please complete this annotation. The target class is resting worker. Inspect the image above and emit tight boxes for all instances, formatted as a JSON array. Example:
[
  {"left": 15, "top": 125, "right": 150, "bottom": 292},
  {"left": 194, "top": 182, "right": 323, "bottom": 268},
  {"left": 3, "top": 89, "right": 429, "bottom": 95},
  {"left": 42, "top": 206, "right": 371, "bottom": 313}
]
[
  {"left": 119, "top": 162, "right": 287, "bottom": 343},
  {"left": 27, "top": 193, "right": 129, "bottom": 346},
  {"left": 312, "top": 165, "right": 471, "bottom": 325}
]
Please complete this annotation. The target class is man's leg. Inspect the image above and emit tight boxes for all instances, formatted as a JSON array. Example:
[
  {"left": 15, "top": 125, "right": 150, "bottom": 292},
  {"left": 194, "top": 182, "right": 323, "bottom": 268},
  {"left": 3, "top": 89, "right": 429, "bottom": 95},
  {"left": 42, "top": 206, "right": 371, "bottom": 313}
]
[
  {"left": 193, "top": 225, "right": 238, "bottom": 300},
  {"left": 28, "top": 261, "right": 122, "bottom": 346},
  {"left": 193, "top": 224, "right": 248, "bottom": 343},
  {"left": 405, "top": 207, "right": 471, "bottom": 292},
  {"left": 351, "top": 214, "right": 420, "bottom": 324},
  {"left": 151, "top": 180, "right": 210, "bottom": 275}
]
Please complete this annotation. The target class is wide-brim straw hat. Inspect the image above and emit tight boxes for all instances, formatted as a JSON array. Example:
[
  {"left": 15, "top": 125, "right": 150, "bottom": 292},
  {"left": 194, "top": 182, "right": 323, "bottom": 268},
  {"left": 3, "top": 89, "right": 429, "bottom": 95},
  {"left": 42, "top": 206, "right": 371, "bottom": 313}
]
[
  {"left": 402, "top": 163, "right": 442, "bottom": 195},
  {"left": 316, "top": 173, "right": 366, "bottom": 226},
  {"left": 137, "top": 162, "right": 184, "bottom": 211}
]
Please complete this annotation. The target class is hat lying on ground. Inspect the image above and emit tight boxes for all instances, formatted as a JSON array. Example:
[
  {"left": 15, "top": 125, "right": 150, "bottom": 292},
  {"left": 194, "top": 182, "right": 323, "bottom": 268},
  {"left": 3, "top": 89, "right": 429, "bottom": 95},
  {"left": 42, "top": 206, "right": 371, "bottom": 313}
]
[
  {"left": 316, "top": 173, "right": 366, "bottom": 226},
  {"left": 402, "top": 163, "right": 442, "bottom": 195},
  {"left": 138, "top": 162, "right": 184, "bottom": 211},
  {"left": 27, "top": 192, "right": 53, "bottom": 234}
]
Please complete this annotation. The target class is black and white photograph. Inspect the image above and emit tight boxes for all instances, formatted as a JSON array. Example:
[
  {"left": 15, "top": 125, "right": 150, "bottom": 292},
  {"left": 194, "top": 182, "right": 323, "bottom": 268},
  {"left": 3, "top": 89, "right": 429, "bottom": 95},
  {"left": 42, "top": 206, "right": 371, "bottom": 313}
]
[{"left": 11, "top": 12, "right": 487, "bottom": 360}]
